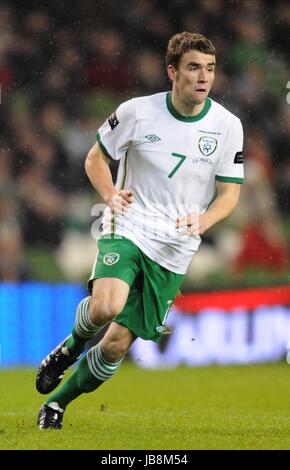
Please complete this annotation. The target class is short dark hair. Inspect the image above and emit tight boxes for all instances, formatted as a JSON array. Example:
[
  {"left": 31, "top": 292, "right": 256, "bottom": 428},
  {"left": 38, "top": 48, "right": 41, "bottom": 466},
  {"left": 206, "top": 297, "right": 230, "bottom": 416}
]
[{"left": 166, "top": 32, "right": 216, "bottom": 69}]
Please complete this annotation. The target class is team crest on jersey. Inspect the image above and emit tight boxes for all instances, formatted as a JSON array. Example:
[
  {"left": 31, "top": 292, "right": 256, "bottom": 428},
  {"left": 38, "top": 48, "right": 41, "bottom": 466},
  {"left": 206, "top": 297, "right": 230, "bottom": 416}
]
[
  {"left": 198, "top": 136, "right": 218, "bottom": 156},
  {"left": 103, "top": 253, "right": 120, "bottom": 266}
]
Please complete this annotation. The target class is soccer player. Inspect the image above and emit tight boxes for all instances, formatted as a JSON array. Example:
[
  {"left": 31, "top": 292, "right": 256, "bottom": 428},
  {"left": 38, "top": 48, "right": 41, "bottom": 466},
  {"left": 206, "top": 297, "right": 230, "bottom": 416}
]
[{"left": 36, "top": 32, "right": 244, "bottom": 429}]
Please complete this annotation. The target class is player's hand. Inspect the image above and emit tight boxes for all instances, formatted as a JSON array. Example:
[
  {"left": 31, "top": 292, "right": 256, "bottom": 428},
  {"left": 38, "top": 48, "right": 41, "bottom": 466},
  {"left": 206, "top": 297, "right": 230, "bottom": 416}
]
[
  {"left": 176, "top": 213, "right": 208, "bottom": 236},
  {"left": 107, "top": 189, "right": 134, "bottom": 215}
]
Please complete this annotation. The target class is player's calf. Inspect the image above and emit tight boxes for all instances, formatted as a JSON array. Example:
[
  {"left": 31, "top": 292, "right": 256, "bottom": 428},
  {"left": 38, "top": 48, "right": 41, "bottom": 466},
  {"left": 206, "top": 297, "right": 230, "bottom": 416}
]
[{"left": 36, "top": 296, "right": 104, "bottom": 394}]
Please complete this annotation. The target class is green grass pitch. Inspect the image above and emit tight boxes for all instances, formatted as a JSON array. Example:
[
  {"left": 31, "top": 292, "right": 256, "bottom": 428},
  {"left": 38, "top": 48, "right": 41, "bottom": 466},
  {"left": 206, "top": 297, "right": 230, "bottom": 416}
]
[{"left": 0, "top": 362, "right": 290, "bottom": 450}]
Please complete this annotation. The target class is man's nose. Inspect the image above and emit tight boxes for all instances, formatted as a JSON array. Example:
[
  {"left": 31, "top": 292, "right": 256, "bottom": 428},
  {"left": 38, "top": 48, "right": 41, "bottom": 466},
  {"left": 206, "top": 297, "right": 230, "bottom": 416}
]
[{"left": 198, "top": 68, "right": 208, "bottom": 82}]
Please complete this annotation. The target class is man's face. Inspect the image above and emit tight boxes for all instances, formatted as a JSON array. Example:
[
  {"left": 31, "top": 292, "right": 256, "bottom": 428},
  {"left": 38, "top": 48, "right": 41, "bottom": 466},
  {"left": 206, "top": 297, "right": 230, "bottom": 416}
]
[{"left": 168, "top": 50, "right": 216, "bottom": 105}]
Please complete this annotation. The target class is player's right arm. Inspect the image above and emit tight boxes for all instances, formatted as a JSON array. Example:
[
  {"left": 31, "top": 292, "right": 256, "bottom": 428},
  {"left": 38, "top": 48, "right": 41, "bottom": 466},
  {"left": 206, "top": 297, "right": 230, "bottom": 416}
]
[
  {"left": 86, "top": 98, "right": 136, "bottom": 213},
  {"left": 85, "top": 142, "right": 133, "bottom": 214}
]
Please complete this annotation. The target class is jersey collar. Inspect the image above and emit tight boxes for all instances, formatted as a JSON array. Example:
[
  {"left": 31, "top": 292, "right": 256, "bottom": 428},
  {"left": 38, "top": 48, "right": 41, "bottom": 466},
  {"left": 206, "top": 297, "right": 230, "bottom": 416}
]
[{"left": 166, "top": 91, "right": 211, "bottom": 122}]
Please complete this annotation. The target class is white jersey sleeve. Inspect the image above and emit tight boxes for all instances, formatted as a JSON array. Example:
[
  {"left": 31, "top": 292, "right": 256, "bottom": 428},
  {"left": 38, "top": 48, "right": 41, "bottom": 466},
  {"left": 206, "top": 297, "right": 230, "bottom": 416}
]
[
  {"left": 215, "top": 118, "right": 244, "bottom": 183},
  {"left": 96, "top": 99, "right": 136, "bottom": 161}
]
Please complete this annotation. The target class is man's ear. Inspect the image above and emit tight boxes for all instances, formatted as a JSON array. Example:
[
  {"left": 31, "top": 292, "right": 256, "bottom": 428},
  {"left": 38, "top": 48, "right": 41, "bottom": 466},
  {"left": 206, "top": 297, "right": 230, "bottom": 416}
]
[{"left": 167, "top": 64, "right": 177, "bottom": 82}]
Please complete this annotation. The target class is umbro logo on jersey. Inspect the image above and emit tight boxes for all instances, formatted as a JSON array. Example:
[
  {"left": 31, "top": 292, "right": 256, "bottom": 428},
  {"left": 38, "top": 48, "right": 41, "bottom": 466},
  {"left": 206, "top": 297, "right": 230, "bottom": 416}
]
[
  {"left": 155, "top": 325, "right": 172, "bottom": 335},
  {"left": 145, "top": 134, "right": 161, "bottom": 142},
  {"left": 198, "top": 136, "right": 218, "bottom": 156},
  {"left": 156, "top": 325, "right": 167, "bottom": 333}
]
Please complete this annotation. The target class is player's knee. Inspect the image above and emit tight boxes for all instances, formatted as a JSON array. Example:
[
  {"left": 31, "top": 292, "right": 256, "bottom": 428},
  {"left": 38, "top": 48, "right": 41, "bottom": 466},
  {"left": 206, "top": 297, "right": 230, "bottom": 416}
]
[
  {"left": 89, "top": 297, "right": 124, "bottom": 324},
  {"left": 101, "top": 338, "right": 129, "bottom": 362}
]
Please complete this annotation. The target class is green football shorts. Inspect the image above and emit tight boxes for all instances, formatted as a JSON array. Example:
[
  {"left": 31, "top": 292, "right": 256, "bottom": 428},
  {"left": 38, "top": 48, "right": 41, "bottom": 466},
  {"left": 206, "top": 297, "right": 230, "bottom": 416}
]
[{"left": 88, "top": 236, "right": 184, "bottom": 343}]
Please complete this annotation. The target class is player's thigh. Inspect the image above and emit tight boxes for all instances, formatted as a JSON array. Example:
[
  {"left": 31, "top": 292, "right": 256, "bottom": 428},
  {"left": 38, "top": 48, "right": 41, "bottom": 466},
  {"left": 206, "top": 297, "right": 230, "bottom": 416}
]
[
  {"left": 89, "top": 237, "right": 141, "bottom": 320},
  {"left": 91, "top": 277, "right": 130, "bottom": 318},
  {"left": 100, "top": 321, "right": 136, "bottom": 361}
]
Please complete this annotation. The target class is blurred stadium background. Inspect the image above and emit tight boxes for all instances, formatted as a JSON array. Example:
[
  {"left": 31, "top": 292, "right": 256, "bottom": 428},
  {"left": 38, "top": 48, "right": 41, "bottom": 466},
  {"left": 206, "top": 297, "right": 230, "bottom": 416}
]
[{"left": 0, "top": 0, "right": 289, "bottom": 369}]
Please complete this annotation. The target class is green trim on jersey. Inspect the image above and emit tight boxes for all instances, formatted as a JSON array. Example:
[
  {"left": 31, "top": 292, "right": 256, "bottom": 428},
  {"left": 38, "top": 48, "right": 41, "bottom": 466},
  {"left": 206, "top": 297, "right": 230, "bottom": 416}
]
[
  {"left": 120, "top": 153, "right": 128, "bottom": 189},
  {"left": 111, "top": 214, "right": 115, "bottom": 234},
  {"left": 166, "top": 92, "right": 211, "bottom": 122},
  {"left": 96, "top": 132, "right": 112, "bottom": 159},
  {"left": 96, "top": 132, "right": 115, "bottom": 232},
  {"left": 215, "top": 175, "right": 244, "bottom": 184}
]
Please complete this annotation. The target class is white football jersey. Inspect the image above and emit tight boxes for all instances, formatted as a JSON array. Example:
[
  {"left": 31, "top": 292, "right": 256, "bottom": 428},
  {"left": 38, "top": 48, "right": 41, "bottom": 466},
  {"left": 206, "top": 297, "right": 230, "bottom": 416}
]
[{"left": 96, "top": 92, "right": 244, "bottom": 274}]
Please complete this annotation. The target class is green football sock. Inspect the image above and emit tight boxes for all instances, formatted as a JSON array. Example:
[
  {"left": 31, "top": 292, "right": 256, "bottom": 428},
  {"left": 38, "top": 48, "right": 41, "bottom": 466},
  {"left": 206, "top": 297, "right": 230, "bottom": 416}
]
[
  {"left": 63, "top": 296, "right": 105, "bottom": 358},
  {"left": 45, "top": 345, "right": 124, "bottom": 410},
  {"left": 46, "top": 355, "right": 103, "bottom": 410},
  {"left": 64, "top": 328, "right": 87, "bottom": 358}
]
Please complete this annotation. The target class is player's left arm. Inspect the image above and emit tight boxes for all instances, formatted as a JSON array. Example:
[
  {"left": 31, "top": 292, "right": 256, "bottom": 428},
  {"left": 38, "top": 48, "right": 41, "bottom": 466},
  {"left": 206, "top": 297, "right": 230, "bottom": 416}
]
[
  {"left": 177, "top": 117, "right": 244, "bottom": 236},
  {"left": 176, "top": 181, "right": 241, "bottom": 236},
  {"left": 198, "top": 116, "right": 244, "bottom": 235},
  {"left": 198, "top": 181, "right": 241, "bottom": 235}
]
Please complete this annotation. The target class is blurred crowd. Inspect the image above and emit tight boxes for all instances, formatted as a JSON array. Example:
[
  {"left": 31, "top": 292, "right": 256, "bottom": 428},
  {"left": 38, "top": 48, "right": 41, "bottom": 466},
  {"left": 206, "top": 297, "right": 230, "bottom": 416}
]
[{"left": 0, "top": 0, "right": 289, "bottom": 284}]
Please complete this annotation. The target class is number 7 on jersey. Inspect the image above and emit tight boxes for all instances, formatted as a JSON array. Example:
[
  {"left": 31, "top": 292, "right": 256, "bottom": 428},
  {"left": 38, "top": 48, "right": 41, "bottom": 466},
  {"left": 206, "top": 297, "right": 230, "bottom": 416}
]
[{"left": 168, "top": 152, "right": 187, "bottom": 179}]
